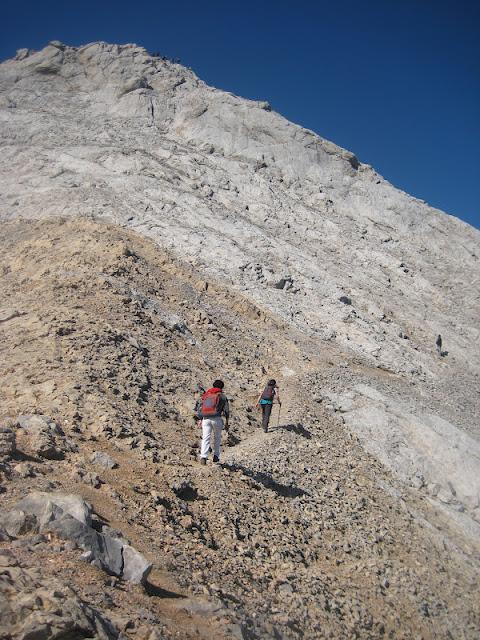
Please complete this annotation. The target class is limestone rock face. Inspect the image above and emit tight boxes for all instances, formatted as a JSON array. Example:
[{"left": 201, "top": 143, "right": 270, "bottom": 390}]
[
  {"left": 0, "top": 42, "right": 478, "bottom": 384},
  {"left": 324, "top": 385, "right": 480, "bottom": 537}
]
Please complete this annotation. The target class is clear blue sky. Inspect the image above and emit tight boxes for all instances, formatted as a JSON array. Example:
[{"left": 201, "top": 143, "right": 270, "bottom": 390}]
[{"left": 2, "top": 0, "right": 479, "bottom": 229}]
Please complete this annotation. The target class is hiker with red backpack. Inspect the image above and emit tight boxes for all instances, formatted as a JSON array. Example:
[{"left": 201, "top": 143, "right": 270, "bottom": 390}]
[
  {"left": 195, "top": 380, "right": 230, "bottom": 465},
  {"left": 256, "top": 379, "right": 281, "bottom": 432}
]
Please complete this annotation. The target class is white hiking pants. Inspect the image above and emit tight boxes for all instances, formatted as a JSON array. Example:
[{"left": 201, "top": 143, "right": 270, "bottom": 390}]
[{"left": 200, "top": 417, "right": 224, "bottom": 460}]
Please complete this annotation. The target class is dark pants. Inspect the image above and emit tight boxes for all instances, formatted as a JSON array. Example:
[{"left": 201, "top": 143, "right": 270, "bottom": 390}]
[{"left": 261, "top": 403, "right": 273, "bottom": 431}]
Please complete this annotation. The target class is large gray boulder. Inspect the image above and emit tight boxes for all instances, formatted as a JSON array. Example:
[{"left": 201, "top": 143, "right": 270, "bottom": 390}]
[
  {"left": 15, "top": 491, "right": 92, "bottom": 526},
  {"left": 45, "top": 513, "right": 126, "bottom": 577},
  {"left": 6, "top": 492, "right": 152, "bottom": 585}
]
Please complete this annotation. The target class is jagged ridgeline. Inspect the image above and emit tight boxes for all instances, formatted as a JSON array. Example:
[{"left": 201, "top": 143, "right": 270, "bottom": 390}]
[{"left": 0, "top": 42, "right": 479, "bottom": 639}]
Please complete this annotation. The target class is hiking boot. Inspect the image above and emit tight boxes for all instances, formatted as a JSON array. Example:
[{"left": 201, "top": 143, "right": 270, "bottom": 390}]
[
  {"left": 200, "top": 457, "right": 206, "bottom": 466},
  {"left": 263, "top": 427, "right": 268, "bottom": 433},
  {"left": 213, "top": 455, "right": 219, "bottom": 463}
]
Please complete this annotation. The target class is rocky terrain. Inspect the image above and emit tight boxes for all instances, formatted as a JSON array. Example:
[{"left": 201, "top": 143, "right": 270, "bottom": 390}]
[
  {"left": 0, "top": 218, "right": 478, "bottom": 639},
  {"left": 0, "top": 41, "right": 479, "bottom": 638}
]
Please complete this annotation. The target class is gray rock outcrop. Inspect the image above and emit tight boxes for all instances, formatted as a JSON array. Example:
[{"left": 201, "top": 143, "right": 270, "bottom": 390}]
[
  {"left": 0, "top": 509, "right": 38, "bottom": 537},
  {"left": 122, "top": 544, "right": 152, "bottom": 585},
  {"left": 15, "top": 491, "right": 93, "bottom": 526},
  {"left": 2, "top": 492, "right": 152, "bottom": 585},
  {"left": 323, "top": 384, "right": 480, "bottom": 540}
]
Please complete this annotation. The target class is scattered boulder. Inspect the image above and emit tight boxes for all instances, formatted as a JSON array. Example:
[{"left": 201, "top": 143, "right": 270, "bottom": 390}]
[
  {"left": 15, "top": 48, "right": 32, "bottom": 60},
  {"left": 48, "top": 40, "right": 66, "bottom": 50},
  {"left": 17, "top": 415, "right": 75, "bottom": 460},
  {"left": 258, "top": 101, "right": 272, "bottom": 111},
  {"left": 0, "top": 425, "right": 15, "bottom": 459},
  {"left": 12, "top": 462, "right": 36, "bottom": 478},
  {"left": 91, "top": 451, "right": 118, "bottom": 469},
  {"left": 71, "top": 464, "right": 103, "bottom": 488},
  {"left": 339, "top": 296, "right": 352, "bottom": 305},
  {"left": 274, "top": 276, "right": 293, "bottom": 290},
  {"left": 15, "top": 491, "right": 92, "bottom": 526}
]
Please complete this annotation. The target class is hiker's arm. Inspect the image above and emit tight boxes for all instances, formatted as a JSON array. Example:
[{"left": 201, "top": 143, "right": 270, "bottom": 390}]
[
  {"left": 255, "top": 393, "right": 262, "bottom": 406},
  {"left": 276, "top": 391, "right": 282, "bottom": 405},
  {"left": 224, "top": 397, "right": 230, "bottom": 427}
]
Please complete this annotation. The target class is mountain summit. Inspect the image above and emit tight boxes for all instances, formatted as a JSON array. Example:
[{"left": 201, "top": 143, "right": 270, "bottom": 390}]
[
  {"left": 0, "top": 42, "right": 479, "bottom": 639},
  {"left": 1, "top": 42, "right": 478, "bottom": 370}
]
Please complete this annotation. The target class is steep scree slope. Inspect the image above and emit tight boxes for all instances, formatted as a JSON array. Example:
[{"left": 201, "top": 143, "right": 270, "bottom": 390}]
[{"left": 0, "top": 219, "right": 479, "bottom": 639}]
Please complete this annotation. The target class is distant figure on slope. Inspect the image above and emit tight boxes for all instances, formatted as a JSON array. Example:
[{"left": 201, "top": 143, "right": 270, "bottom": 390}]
[
  {"left": 196, "top": 380, "right": 229, "bottom": 465},
  {"left": 256, "top": 379, "right": 281, "bottom": 433},
  {"left": 436, "top": 334, "right": 442, "bottom": 356}
]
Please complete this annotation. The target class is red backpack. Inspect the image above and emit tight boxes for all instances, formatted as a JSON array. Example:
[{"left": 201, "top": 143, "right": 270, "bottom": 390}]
[{"left": 199, "top": 390, "right": 222, "bottom": 418}]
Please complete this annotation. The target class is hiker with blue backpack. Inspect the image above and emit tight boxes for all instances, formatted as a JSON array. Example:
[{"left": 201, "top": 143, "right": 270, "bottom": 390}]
[
  {"left": 195, "top": 380, "right": 230, "bottom": 465},
  {"left": 256, "top": 379, "right": 281, "bottom": 432}
]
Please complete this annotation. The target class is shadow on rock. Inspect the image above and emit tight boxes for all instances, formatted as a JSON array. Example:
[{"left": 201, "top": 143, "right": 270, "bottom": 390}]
[
  {"left": 270, "top": 422, "right": 312, "bottom": 439},
  {"left": 170, "top": 479, "right": 206, "bottom": 502},
  {"left": 145, "top": 581, "right": 185, "bottom": 599},
  {"left": 11, "top": 449, "right": 43, "bottom": 464},
  {"left": 224, "top": 463, "right": 308, "bottom": 498}
]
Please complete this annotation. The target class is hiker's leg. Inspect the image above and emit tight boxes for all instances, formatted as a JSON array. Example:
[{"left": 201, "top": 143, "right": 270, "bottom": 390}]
[
  {"left": 213, "top": 417, "right": 223, "bottom": 459},
  {"left": 262, "top": 403, "right": 272, "bottom": 431},
  {"left": 265, "top": 403, "right": 273, "bottom": 428},
  {"left": 200, "top": 419, "right": 212, "bottom": 459}
]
